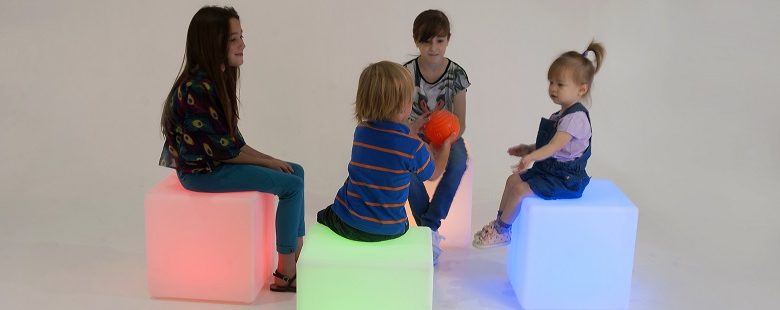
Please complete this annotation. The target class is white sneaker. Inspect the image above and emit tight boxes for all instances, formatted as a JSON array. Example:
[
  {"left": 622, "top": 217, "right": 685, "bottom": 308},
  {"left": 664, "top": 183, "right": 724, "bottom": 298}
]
[
  {"left": 473, "top": 221, "right": 511, "bottom": 249},
  {"left": 432, "top": 230, "right": 445, "bottom": 266}
]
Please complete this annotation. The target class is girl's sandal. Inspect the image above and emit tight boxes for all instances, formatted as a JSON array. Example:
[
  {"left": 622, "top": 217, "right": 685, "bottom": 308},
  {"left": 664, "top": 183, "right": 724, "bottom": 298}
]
[{"left": 269, "top": 270, "right": 297, "bottom": 293}]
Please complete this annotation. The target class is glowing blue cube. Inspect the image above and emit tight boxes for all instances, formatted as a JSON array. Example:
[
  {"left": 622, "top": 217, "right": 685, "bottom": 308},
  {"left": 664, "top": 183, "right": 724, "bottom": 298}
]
[{"left": 507, "top": 179, "right": 638, "bottom": 309}]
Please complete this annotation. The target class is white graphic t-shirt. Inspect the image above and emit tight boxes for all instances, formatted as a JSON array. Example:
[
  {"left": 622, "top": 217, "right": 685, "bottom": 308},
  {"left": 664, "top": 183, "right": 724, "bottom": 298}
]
[{"left": 403, "top": 58, "right": 470, "bottom": 121}]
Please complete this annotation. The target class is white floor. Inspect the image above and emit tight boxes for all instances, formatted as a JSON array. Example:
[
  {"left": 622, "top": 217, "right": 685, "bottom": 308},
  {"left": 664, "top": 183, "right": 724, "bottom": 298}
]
[
  {"left": 1, "top": 201, "right": 778, "bottom": 310},
  {"left": 0, "top": 236, "right": 539, "bottom": 310}
]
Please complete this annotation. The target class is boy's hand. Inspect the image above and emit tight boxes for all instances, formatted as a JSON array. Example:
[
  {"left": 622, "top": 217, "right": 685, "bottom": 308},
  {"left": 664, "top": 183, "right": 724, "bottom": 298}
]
[
  {"left": 409, "top": 112, "right": 431, "bottom": 137},
  {"left": 437, "top": 132, "right": 459, "bottom": 150},
  {"left": 508, "top": 144, "right": 534, "bottom": 157}
]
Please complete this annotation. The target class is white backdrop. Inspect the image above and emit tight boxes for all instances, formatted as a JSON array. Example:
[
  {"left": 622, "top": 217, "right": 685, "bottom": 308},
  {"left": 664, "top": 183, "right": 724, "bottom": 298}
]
[{"left": 1, "top": 0, "right": 779, "bottom": 308}]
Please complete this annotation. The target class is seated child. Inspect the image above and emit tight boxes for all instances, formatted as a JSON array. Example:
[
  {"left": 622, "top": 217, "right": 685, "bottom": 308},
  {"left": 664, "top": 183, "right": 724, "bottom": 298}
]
[
  {"left": 317, "top": 61, "right": 456, "bottom": 243},
  {"left": 473, "top": 41, "right": 606, "bottom": 248}
]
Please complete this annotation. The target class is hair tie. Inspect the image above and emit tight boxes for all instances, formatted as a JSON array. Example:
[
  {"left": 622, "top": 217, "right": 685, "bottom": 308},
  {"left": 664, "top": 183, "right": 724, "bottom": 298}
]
[{"left": 581, "top": 50, "right": 589, "bottom": 57}]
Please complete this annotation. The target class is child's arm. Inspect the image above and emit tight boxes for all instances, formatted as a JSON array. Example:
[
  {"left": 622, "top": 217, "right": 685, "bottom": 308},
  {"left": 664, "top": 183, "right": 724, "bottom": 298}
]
[
  {"left": 241, "top": 144, "right": 273, "bottom": 160},
  {"left": 221, "top": 146, "right": 294, "bottom": 173},
  {"left": 516, "top": 131, "right": 572, "bottom": 171},
  {"left": 453, "top": 91, "right": 466, "bottom": 137},
  {"left": 408, "top": 112, "right": 431, "bottom": 138},
  {"left": 508, "top": 144, "right": 536, "bottom": 157},
  {"left": 429, "top": 133, "right": 458, "bottom": 180},
  {"left": 233, "top": 131, "right": 289, "bottom": 169}
]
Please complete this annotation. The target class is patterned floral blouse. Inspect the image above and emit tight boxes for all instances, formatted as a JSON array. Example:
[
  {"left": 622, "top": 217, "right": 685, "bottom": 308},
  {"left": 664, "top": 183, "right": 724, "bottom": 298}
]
[{"left": 158, "top": 67, "right": 245, "bottom": 174}]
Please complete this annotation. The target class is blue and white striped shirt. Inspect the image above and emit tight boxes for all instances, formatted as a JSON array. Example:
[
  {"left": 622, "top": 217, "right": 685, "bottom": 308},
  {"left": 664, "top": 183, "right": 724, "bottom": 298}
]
[{"left": 331, "top": 121, "right": 434, "bottom": 235}]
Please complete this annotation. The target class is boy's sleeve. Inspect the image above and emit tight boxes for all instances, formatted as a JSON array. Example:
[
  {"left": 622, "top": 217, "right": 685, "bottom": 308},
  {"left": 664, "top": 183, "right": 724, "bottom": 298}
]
[
  {"left": 178, "top": 81, "right": 245, "bottom": 161},
  {"left": 412, "top": 140, "right": 435, "bottom": 181}
]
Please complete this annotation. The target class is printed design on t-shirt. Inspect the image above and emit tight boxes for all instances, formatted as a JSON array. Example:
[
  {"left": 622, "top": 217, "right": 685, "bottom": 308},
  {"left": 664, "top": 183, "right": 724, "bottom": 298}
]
[
  {"left": 407, "top": 59, "right": 470, "bottom": 121},
  {"left": 415, "top": 92, "right": 448, "bottom": 115}
]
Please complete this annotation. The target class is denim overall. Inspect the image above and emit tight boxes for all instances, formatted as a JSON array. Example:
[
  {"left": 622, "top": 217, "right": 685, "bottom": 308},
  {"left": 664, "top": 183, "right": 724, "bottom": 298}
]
[{"left": 520, "top": 103, "right": 591, "bottom": 199}]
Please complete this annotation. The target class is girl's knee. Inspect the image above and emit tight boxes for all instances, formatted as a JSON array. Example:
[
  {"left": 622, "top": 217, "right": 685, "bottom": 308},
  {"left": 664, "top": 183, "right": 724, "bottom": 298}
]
[
  {"left": 289, "top": 162, "right": 304, "bottom": 177},
  {"left": 448, "top": 143, "right": 468, "bottom": 163},
  {"left": 506, "top": 174, "right": 527, "bottom": 191},
  {"left": 446, "top": 155, "right": 468, "bottom": 175},
  {"left": 276, "top": 173, "right": 304, "bottom": 199},
  {"left": 288, "top": 176, "right": 304, "bottom": 191},
  {"left": 517, "top": 180, "right": 531, "bottom": 194}
]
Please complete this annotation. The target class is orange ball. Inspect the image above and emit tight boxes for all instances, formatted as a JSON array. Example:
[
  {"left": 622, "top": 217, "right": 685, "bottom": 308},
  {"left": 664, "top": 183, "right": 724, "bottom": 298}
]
[{"left": 423, "top": 110, "right": 460, "bottom": 147}]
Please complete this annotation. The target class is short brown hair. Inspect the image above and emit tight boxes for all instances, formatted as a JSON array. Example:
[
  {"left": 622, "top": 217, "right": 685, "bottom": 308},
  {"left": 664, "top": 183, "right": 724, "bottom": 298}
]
[
  {"left": 413, "top": 9, "right": 451, "bottom": 43},
  {"left": 354, "top": 61, "right": 414, "bottom": 122}
]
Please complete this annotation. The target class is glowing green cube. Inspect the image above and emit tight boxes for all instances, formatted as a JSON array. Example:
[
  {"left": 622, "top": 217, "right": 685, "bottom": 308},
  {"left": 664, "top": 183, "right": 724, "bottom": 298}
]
[{"left": 297, "top": 224, "right": 433, "bottom": 309}]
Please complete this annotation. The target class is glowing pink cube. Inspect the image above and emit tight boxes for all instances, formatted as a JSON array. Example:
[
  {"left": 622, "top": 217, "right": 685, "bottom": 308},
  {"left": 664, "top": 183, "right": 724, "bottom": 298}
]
[
  {"left": 405, "top": 151, "right": 472, "bottom": 248},
  {"left": 144, "top": 173, "right": 277, "bottom": 303},
  {"left": 425, "top": 155, "right": 473, "bottom": 248}
]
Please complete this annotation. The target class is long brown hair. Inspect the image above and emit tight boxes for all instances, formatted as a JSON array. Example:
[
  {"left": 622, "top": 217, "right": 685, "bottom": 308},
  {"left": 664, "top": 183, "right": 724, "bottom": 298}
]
[{"left": 161, "top": 6, "right": 240, "bottom": 139}]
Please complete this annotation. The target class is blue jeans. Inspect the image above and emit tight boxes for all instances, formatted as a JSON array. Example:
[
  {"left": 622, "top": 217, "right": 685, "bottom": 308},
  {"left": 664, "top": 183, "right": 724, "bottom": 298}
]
[
  {"left": 408, "top": 137, "right": 468, "bottom": 231},
  {"left": 177, "top": 163, "right": 305, "bottom": 254}
]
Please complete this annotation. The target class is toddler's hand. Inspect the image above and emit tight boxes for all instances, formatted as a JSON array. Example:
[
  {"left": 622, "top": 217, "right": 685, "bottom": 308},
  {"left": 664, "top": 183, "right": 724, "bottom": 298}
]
[
  {"left": 508, "top": 144, "right": 533, "bottom": 157},
  {"left": 512, "top": 156, "right": 534, "bottom": 173}
]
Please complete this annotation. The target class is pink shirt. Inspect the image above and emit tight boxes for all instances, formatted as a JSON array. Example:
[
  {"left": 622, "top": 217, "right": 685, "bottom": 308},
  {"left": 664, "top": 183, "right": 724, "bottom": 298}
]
[{"left": 550, "top": 111, "right": 591, "bottom": 162}]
